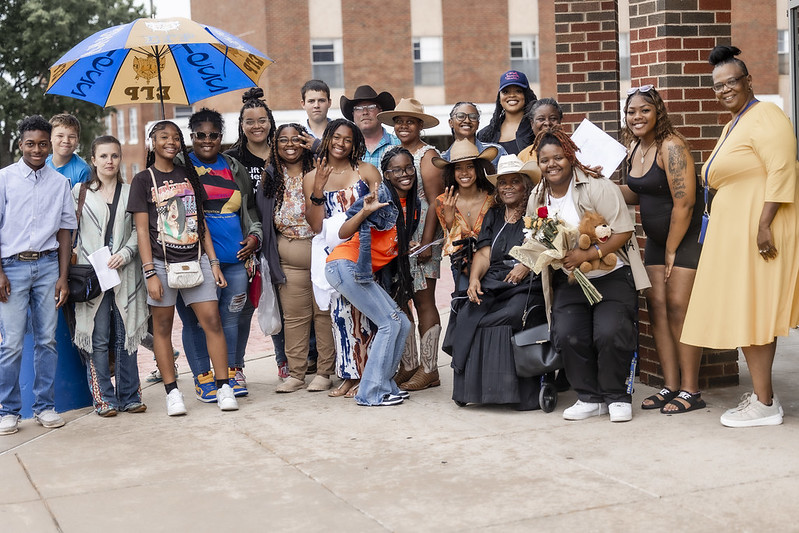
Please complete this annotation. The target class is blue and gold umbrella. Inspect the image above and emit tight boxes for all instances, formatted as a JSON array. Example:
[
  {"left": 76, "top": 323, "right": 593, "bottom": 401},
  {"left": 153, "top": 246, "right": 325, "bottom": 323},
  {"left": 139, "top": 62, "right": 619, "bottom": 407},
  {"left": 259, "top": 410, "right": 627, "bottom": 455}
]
[{"left": 46, "top": 17, "right": 274, "bottom": 117}]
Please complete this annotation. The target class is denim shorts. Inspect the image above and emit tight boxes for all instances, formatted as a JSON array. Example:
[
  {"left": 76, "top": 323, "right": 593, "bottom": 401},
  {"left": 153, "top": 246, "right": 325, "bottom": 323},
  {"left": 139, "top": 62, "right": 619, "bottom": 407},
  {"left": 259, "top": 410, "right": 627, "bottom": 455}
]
[{"left": 147, "top": 256, "right": 219, "bottom": 307}]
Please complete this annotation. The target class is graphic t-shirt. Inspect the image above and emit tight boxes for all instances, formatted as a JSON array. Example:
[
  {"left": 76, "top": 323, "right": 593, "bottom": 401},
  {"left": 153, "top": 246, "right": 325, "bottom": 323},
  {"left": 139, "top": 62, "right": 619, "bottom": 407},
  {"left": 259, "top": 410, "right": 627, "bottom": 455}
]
[
  {"left": 127, "top": 166, "right": 200, "bottom": 262},
  {"left": 189, "top": 153, "right": 243, "bottom": 264},
  {"left": 224, "top": 146, "right": 264, "bottom": 191}
]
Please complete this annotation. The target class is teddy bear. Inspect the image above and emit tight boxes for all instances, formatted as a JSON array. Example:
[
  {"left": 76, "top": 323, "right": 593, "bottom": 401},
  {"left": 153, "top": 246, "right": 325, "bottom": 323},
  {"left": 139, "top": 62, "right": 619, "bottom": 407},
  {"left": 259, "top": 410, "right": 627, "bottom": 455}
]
[{"left": 575, "top": 211, "right": 617, "bottom": 274}]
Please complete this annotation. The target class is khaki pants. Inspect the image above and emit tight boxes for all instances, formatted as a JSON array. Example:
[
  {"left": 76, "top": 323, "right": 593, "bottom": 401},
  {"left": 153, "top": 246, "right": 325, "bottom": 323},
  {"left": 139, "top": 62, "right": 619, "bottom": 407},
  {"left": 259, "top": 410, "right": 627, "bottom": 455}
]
[{"left": 277, "top": 235, "right": 335, "bottom": 380}]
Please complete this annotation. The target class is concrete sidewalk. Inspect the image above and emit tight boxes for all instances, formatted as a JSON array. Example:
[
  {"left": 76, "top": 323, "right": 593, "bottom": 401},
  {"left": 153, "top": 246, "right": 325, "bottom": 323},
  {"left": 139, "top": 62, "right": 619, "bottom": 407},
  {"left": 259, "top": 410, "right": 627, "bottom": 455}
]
[{"left": 2, "top": 311, "right": 798, "bottom": 532}]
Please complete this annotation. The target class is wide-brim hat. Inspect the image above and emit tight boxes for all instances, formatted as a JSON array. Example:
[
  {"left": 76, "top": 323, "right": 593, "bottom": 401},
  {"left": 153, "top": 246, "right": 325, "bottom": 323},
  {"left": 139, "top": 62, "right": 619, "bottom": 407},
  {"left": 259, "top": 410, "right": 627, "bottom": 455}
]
[
  {"left": 340, "top": 85, "right": 396, "bottom": 121},
  {"left": 431, "top": 139, "right": 498, "bottom": 169},
  {"left": 486, "top": 154, "right": 541, "bottom": 186},
  {"left": 377, "top": 98, "right": 439, "bottom": 129}
]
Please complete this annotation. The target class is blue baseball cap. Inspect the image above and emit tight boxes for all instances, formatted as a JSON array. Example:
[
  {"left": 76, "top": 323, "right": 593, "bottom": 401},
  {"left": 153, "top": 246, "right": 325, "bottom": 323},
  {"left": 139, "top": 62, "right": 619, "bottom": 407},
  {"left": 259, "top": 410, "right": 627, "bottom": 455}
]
[{"left": 498, "top": 70, "right": 529, "bottom": 91}]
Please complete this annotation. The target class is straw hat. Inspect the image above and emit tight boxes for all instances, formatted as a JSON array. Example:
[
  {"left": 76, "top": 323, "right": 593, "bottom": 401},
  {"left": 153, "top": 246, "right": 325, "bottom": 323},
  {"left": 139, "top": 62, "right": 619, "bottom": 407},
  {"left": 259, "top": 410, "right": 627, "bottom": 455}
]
[
  {"left": 340, "top": 85, "right": 396, "bottom": 121},
  {"left": 486, "top": 154, "right": 541, "bottom": 186},
  {"left": 431, "top": 139, "right": 498, "bottom": 169},
  {"left": 377, "top": 98, "right": 439, "bottom": 129}
]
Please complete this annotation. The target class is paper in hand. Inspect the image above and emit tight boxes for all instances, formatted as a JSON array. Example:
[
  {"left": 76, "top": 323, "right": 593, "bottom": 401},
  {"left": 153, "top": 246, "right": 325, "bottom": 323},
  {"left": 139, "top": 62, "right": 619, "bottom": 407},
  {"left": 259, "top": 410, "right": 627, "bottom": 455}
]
[
  {"left": 87, "top": 247, "right": 121, "bottom": 292},
  {"left": 571, "top": 119, "right": 628, "bottom": 178}
]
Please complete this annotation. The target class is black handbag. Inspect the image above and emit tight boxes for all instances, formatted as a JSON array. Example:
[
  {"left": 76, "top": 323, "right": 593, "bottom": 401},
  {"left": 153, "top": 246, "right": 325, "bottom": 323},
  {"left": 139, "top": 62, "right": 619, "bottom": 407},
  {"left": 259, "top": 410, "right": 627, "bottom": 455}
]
[
  {"left": 512, "top": 322, "right": 561, "bottom": 377},
  {"left": 68, "top": 264, "right": 102, "bottom": 303}
]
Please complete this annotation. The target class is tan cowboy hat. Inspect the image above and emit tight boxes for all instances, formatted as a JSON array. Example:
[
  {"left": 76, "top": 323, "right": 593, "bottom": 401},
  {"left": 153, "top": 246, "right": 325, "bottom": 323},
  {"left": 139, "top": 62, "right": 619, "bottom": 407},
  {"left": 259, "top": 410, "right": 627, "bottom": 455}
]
[
  {"left": 486, "top": 154, "right": 541, "bottom": 186},
  {"left": 340, "top": 85, "right": 396, "bottom": 121},
  {"left": 377, "top": 98, "right": 439, "bottom": 129},
  {"left": 431, "top": 139, "right": 499, "bottom": 169}
]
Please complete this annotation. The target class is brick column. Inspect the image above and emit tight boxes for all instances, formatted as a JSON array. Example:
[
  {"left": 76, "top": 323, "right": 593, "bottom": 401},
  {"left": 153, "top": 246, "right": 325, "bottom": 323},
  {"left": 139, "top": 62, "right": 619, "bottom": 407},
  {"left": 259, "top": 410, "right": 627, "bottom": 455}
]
[
  {"left": 538, "top": 1, "right": 557, "bottom": 98},
  {"left": 554, "top": 0, "right": 621, "bottom": 137},
  {"left": 264, "top": 0, "right": 311, "bottom": 109},
  {"left": 629, "top": 0, "right": 739, "bottom": 389}
]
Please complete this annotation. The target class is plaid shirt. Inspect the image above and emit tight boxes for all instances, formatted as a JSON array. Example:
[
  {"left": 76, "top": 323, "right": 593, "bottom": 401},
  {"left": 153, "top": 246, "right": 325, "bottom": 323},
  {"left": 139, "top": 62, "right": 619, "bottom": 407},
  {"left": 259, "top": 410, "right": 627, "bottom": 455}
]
[{"left": 362, "top": 128, "right": 400, "bottom": 168}]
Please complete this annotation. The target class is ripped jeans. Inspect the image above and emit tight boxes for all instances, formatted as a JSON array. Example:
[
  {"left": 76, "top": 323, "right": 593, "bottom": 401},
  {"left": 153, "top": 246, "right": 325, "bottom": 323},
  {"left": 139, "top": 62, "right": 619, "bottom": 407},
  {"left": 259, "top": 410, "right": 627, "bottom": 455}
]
[
  {"left": 176, "top": 261, "right": 249, "bottom": 375},
  {"left": 325, "top": 259, "right": 410, "bottom": 405}
]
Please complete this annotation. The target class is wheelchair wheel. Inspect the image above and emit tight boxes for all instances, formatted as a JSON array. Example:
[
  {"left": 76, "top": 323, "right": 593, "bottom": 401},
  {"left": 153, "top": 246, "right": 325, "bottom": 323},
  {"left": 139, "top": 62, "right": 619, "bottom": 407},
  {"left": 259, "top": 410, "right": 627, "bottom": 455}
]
[{"left": 539, "top": 382, "right": 557, "bottom": 413}]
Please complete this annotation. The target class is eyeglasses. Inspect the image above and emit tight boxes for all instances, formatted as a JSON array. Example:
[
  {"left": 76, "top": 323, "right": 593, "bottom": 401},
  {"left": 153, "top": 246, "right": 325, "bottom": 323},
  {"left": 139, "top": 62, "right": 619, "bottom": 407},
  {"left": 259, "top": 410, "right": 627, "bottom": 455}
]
[
  {"left": 384, "top": 165, "right": 416, "bottom": 178},
  {"left": 243, "top": 118, "right": 269, "bottom": 127},
  {"left": 627, "top": 85, "right": 654, "bottom": 96},
  {"left": 353, "top": 104, "right": 378, "bottom": 113},
  {"left": 277, "top": 136, "right": 301, "bottom": 146},
  {"left": 451, "top": 112, "right": 480, "bottom": 122},
  {"left": 712, "top": 75, "right": 746, "bottom": 93},
  {"left": 191, "top": 131, "right": 221, "bottom": 141}
]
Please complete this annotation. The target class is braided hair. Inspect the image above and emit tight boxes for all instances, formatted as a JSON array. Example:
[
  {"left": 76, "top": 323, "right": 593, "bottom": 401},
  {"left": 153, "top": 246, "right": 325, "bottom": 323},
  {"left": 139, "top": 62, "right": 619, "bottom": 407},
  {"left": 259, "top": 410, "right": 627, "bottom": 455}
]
[
  {"left": 269, "top": 123, "right": 316, "bottom": 212},
  {"left": 533, "top": 126, "right": 601, "bottom": 205},
  {"left": 380, "top": 146, "right": 420, "bottom": 308},
  {"left": 146, "top": 120, "right": 208, "bottom": 245},
  {"left": 228, "top": 87, "right": 276, "bottom": 163},
  {"left": 477, "top": 85, "right": 538, "bottom": 144},
  {"left": 317, "top": 118, "right": 366, "bottom": 167}
]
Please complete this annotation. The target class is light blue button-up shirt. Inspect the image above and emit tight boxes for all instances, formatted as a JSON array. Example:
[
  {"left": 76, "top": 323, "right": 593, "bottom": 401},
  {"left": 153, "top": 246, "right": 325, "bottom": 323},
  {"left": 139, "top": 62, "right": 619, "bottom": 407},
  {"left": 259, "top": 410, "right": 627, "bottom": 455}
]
[
  {"left": 0, "top": 159, "right": 77, "bottom": 258},
  {"left": 362, "top": 128, "right": 400, "bottom": 169}
]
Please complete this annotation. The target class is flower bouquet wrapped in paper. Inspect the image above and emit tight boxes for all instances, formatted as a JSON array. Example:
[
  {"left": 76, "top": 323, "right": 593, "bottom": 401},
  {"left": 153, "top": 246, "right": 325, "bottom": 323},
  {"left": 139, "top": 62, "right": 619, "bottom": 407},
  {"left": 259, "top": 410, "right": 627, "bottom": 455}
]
[{"left": 511, "top": 206, "right": 602, "bottom": 304}]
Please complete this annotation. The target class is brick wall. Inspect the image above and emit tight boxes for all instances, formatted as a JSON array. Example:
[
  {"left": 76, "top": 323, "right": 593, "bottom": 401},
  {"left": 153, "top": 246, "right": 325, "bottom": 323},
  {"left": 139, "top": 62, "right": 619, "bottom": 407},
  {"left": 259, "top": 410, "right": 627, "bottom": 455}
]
[
  {"left": 341, "top": 0, "right": 413, "bottom": 101},
  {"left": 264, "top": 0, "right": 312, "bottom": 109},
  {"left": 538, "top": 1, "right": 557, "bottom": 98},
  {"left": 554, "top": 0, "right": 621, "bottom": 137},
  {"left": 731, "top": 0, "right": 778, "bottom": 94},
  {"left": 441, "top": 0, "right": 509, "bottom": 105},
  {"left": 628, "top": 0, "right": 739, "bottom": 389}
]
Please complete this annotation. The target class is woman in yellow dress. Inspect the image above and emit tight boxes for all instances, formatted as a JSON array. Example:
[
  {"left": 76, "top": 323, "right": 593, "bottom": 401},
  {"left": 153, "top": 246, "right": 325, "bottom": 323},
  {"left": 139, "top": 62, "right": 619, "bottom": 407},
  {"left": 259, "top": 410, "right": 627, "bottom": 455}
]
[{"left": 681, "top": 45, "right": 799, "bottom": 427}]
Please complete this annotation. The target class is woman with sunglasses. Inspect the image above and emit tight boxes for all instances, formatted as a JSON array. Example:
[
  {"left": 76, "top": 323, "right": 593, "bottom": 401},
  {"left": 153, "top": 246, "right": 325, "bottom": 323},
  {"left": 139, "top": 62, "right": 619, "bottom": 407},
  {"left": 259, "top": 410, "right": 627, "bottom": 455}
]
[
  {"left": 477, "top": 70, "right": 538, "bottom": 156},
  {"left": 441, "top": 102, "right": 505, "bottom": 168},
  {"left": 175, "top": 108, "right": 262, "bottom": 402},
  {"left": 618, "top": 85, "right": 704, "bottom": 414},
  {"left": 682, "top": 46, "right": 799, "bottom": 427}
]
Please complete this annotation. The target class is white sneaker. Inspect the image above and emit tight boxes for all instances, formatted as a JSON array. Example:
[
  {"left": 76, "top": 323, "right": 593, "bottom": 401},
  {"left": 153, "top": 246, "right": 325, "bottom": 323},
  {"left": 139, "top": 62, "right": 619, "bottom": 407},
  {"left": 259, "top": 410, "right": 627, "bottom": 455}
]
[
  {"left": 35, "top": 409, "right": 65, "bottom": 428},
  {"left": 720, "top": 392, "right": 783, "bottom": 428},
  {"left": 235, "top": 369, "right": 247, "bottom": 388},
  {"left": 563, "top": 400, "right": 608, "bottom": 420},
  {"left": 608, "top": 402, "right": 632, "bottom": 422},
  {"left": 166, "top": 388, "right": 187, "bottom": 416},
  {"left": 216, "top": 384, "right": 239, "bottom": 411},
  {"left": 0, "top": 414, "right": 20, "bottom": 435}
]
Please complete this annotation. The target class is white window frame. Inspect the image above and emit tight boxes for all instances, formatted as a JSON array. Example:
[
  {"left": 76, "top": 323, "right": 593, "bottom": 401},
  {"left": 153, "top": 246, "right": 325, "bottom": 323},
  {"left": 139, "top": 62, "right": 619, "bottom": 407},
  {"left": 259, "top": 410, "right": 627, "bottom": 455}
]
[
  {"left": 509, "top": 35, "right": 539, "bottom": 83},
  {"left": 128, "top": 108, "right": 138, "bottom": 144},
  {"left": 116, "top": 111, "right": 126, "bottom": 144},
  {"left": 412, "top": 37, "right": 444, "bottom": 87},
  {"left": 311, "top": 39, "right": 344, "bottom": 89}
]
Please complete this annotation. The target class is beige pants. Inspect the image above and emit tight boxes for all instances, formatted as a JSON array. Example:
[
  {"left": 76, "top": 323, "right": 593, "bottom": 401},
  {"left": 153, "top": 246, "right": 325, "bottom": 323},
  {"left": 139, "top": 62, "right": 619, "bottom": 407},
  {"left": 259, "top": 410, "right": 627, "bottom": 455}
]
[{"left": 277, "top": 235, "right": 335, "bottom": 380}]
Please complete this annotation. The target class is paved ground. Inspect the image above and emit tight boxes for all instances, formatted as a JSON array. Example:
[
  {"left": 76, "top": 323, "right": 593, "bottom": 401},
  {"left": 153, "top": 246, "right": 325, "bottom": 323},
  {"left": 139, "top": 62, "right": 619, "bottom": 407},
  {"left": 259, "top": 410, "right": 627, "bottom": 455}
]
[{"left": 2, "top": 264, "right": 798, "bottom": 532}]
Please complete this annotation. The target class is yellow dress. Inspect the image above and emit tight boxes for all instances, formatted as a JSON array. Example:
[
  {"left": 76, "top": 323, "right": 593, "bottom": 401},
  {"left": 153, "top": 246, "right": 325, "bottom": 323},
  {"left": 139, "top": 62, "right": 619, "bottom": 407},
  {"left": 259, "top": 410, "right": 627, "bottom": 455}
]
[{"left": 682, "top": 102, "right": 799, "bottom": 349}]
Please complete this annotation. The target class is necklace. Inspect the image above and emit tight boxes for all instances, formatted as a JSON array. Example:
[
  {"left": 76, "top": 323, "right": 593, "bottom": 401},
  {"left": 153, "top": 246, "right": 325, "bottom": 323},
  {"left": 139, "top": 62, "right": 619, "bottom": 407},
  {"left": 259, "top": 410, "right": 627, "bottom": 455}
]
[
  {"left": 639, "top": 140, "right": 655, "bottom": 164},
  {"left": 100, "top": 183, "right": 116, "bottom": 203},
  {"left": 330, "top": 166, "right": 348, "bottom": 175}
]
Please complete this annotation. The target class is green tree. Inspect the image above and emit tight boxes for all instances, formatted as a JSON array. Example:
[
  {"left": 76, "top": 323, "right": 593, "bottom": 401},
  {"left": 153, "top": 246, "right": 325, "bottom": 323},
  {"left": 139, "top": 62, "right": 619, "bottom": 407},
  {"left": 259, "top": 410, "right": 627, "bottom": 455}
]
[{"left": 0, "top": 0, "right": 147, "bottom": 167}]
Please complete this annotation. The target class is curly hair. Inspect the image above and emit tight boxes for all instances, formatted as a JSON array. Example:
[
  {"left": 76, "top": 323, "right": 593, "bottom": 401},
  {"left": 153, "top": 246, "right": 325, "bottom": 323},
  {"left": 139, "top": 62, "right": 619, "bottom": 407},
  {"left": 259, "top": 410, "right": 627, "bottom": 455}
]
[
  {"left": 477, "top": 84, "right": 538, "bottom": 144},
  {"left": 533, "top": 126, "right": 601, "bottom": 205},
  {"left": 317, "top": 118, "right": 365, "bottom": 167},
  {"left": 188, "top": 107, "right": 224, "bottom": 134},
  {"left": 442, "top": 158, "right": 496, "bottom": 195},
  {"left": 492, "top": 173, "right": 534, "bottom": 220},
  {"left": 621, "top": 87, "right": 688, "bottom": 154},
  {"left": 19, "top": 115, "right": 52, "bottom": 138},
  {"left": 268, "top": 123, "right": 316, "bottom": 212},
  {"left": 146, "top": 120, "right": 208, "bottom": 245},
  {"left": 228, "top": 87, "right": 276, "bottom": 163}
]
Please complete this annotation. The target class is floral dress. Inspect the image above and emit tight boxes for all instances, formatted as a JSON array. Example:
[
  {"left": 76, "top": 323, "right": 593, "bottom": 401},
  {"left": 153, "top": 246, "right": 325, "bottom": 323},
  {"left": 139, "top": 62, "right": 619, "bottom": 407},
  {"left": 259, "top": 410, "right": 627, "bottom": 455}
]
[{"left": 408, "top": 145, "right": 443, "bottom": 291}]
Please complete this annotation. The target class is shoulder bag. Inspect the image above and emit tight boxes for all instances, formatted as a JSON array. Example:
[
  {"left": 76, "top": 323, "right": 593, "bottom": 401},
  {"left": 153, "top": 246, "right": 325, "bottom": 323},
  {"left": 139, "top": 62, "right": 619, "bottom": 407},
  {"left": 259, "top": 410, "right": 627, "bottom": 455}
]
[
  {"left": 67, "top": 183, "right": 103, "bottom": 303},
  {"left": 511, "top": 277, "right": 561, "bottom": 378}
]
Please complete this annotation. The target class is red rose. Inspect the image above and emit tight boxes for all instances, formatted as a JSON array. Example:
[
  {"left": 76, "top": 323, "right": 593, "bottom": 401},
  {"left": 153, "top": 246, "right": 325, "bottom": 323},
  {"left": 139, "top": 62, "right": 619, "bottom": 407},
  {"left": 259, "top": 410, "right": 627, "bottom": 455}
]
[{"left": 537, "top": 206, "right": 548, "bottom": 218}]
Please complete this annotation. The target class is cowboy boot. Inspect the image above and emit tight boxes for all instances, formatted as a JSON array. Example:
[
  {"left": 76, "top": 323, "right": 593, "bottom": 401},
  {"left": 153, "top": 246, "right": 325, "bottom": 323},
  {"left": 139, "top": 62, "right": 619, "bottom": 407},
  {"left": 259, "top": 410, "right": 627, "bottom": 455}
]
[
  {"left": 394, "top": 331, "right": 419, "bottom": 386},
  {"left": 401, "top": 324, "right": 441, "bottom": 391}
]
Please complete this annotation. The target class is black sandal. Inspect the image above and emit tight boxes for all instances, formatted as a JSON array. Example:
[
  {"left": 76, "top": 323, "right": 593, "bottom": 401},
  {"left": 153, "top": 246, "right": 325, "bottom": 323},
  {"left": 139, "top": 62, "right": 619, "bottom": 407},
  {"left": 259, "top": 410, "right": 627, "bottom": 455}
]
[
  {"left": 641, "top": 388, "right": 678, "bottom": 410},
  {"left": 661, "top": 390, "right": 706, "bottom": 414}
]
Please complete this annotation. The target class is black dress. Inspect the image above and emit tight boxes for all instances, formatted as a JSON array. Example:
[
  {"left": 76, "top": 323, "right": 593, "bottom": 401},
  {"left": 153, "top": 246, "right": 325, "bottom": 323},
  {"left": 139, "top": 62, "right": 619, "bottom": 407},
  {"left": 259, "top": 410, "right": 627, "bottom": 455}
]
[{"left": 443, "top": 207, "right": 545, "bottom": 409}]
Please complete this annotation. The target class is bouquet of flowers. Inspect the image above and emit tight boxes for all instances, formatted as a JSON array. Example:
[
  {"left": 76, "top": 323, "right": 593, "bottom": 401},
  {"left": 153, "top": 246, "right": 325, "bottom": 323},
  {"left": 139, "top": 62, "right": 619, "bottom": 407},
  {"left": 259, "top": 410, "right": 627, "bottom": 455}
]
[{"left": 511, "top": 206, "right": 602, "bottom": 304}]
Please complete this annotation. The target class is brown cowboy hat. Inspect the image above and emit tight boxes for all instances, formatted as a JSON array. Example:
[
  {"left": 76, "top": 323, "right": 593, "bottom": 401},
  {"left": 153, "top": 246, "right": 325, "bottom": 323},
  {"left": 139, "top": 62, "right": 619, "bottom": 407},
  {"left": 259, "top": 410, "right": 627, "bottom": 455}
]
[
  {"left": 431, "top": 139, "right": 499, "bottom": 169},
  {"left": 340, "top": 85, "right": 396, "bottom": 121},
  {"left": 377, "top": 98, "right": 439, "bottom": 129},
  {"left": 486, "top": 154, "right": 541, "bottom": 186}
]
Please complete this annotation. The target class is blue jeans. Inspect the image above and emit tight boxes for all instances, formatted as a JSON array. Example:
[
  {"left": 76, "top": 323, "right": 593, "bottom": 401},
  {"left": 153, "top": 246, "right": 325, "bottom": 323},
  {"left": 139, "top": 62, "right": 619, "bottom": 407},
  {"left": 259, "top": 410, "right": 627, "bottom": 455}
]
[
  {"left": 87, "top": 291, "right": 141, "bottom": 410},
  {"left": 325, "top": 259, "right": 410, "bottom": 405},
  {"left": 0, "top": 254, "right": 59, "bottom": 416},
  {"left": 236, "top": 296, "right": 255, "bottom": 368},
  {"left": 177, "top": 261, "right": 248, "bottom": 376}
]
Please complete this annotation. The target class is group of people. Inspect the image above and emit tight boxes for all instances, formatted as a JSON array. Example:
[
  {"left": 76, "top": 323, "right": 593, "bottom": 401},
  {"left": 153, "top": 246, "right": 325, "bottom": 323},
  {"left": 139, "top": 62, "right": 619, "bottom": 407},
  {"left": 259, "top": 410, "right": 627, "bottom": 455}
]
[{"left": 1, "top": 44, "right": 798, "bottom": 436}]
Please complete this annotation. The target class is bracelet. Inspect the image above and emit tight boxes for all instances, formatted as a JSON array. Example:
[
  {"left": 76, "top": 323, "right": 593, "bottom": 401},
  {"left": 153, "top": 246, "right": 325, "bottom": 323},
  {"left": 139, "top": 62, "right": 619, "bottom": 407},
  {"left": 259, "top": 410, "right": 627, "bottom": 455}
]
[
  {"left": 209, "top": 259, "right": 221, "bottom": 266},
  {"left": 309, "top": 193, "right": 325, "bottom": 206},
  {"left": 593, "top": 244, "right": 603, "bottom": 259},
  {"left": 141, "top": 261, "right": 154, "bottom": 268},
  {"left": 144, "top": 270, "right": 157, "bottom": 279}
]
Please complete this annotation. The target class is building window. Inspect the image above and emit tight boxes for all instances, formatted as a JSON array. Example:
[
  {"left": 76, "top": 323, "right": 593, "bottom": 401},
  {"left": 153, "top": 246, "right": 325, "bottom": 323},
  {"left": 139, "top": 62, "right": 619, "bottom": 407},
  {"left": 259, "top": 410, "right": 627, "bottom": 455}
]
[
  {"left": 105, "top": 115, "right": 113, "bottom": 135},
  {"left": 510, "top": 36, "right": 539, "bottom": 84},
  {"left": 174, "top": 106, "right": 193, "bottom": 119},
  {"left": 778, "top": 29, "right": 789, "bottom": 75},
  {"left": 619, "top": 32, "right": 631, "bottom": 81},
  {"left": 116, "top": 111, "right": 126, "bottom": 144},
  {"left": 131, "top": 163, "right": 140, "bottom": 179},
  {"left": 311, "top": 39, "right": 344, "bottom": 89},
  {"left": 128, "top": 108, "right": 139, "bottom": 144},
  {"left": 120, "top": 163, "right": 127, "bottom": 182},
  {"left": 413, "top": 37, "right": 444, "bottom": 86}
]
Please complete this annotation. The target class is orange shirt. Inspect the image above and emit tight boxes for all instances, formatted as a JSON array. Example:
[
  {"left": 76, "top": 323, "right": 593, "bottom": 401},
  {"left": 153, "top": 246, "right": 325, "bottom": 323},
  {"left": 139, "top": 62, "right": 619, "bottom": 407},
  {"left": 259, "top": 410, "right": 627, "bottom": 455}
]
[{"left": 326, "top": 198, "right": 403, "bottom": 271}]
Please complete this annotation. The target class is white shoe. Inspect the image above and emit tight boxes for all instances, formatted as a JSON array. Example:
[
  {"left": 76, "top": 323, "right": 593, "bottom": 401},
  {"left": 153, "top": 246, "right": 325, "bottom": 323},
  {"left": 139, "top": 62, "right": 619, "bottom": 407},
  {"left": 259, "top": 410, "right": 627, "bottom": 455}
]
[
  {"left": 720, "top": 392, "right": 783, "bottom": 428},
  {"left": 608, "top": 402, "right": 632, "bottom": 422},
  {"left": 35, "top": 409, "right": 65, "bottom": 428},
  {"left": 0, "top": 414, "right": 20, "bottom": 435},
  {"left": 166, "top": 389, "right": 187, "bottom": 416},
  {"left": 563, "top": 400, "right": 608, "bottom": 420},
  {"left": 216, "top": 384, "right": 239, "bottom": 411}
]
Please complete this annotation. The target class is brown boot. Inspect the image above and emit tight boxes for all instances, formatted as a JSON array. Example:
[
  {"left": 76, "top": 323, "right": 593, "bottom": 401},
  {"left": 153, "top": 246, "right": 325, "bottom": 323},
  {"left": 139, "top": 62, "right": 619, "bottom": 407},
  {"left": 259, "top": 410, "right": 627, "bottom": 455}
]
[
  {"left": 394, "top": 332, "right": 419, "bottom": 385},
  {"left": 401, "top": 324, "right": 441, "bottom": 391}
]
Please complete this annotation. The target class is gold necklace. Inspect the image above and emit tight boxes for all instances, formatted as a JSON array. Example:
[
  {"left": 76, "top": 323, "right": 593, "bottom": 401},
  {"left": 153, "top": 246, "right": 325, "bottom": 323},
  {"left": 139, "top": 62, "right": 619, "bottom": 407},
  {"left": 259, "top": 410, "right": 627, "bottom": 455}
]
[{"left": 639, "top": 140, "right": 655, "bottom": 164}]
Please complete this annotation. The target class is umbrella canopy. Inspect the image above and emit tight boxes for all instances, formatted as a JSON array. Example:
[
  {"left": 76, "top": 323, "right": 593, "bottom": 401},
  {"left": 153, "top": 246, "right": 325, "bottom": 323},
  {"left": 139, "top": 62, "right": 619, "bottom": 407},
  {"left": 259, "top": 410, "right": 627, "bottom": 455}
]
[{"left": 45, "top": 17, "right": 273, "bottom": 116}]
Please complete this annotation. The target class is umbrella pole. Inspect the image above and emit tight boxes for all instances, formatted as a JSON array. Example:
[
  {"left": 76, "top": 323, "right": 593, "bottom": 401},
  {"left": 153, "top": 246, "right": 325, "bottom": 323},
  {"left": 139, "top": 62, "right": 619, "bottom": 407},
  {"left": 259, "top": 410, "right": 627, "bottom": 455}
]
[{"left": 155, "top": 46, "right": 165, "bottom": 120}]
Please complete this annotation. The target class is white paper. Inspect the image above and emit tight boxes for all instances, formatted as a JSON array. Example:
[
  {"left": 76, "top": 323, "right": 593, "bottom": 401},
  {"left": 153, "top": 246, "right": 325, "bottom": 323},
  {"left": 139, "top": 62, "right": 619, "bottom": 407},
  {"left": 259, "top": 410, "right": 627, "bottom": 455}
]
[
  {"left": 571, "top": 119, "right": 628, "bottom": 178},
  {"left": 408, "top": 238, "right": 445, "bottom": 257},
  {"left": 87, "top": 247, "right": 121, "bottom": 292}
]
